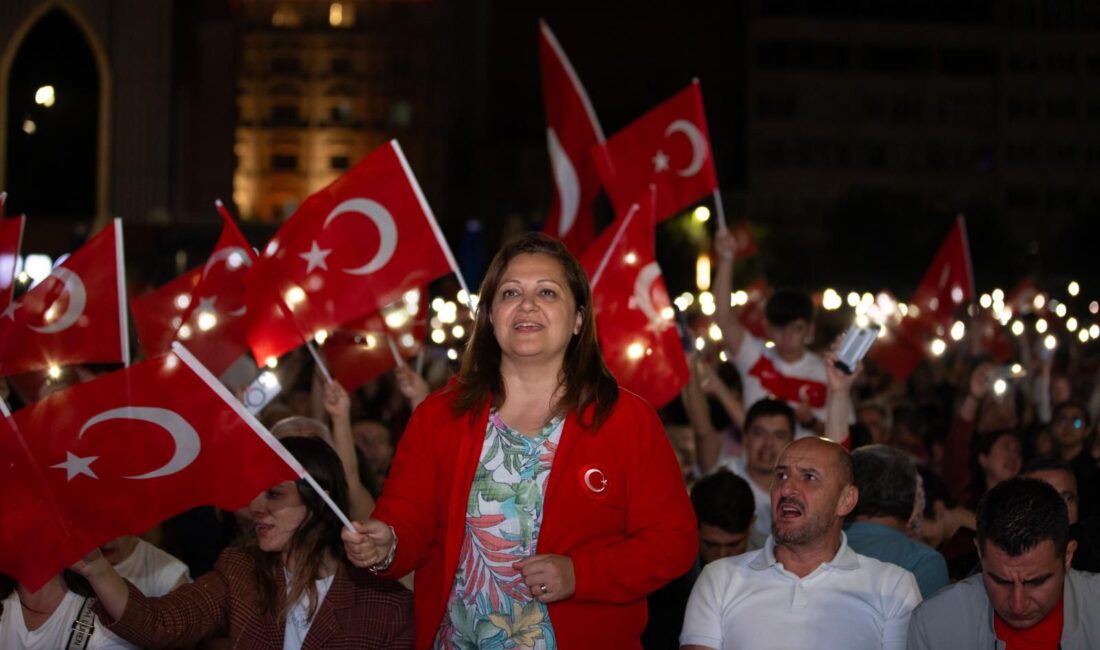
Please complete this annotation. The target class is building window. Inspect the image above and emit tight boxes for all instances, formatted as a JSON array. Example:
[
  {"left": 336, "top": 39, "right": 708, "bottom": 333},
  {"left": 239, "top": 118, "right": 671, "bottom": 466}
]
[
  {"left": 329, "top": 2, "right": 356, "bottom": 28},
  {"left": 330, "top": 155, "right": 350, "bottom": 170},
  {"left": 270, "top": 105, "right": 302, "bottom": 126},
  {"left": 272, "top": 4, "right": 302, "bottom": 28},
  {"left": 271, "top": 155, "right": 298, "bottom": 171},
  {"left": 330, "top": 103, "right": 353, "bottom": 124}
]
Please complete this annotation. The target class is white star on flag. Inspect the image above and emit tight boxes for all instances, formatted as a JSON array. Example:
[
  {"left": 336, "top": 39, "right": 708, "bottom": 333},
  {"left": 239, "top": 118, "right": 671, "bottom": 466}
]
[
  {"left": 196, "top": 295, "right": 218, "bottom": 314},
  {"left": 299, "top": 241, "right": 332, "bottom": 273},
  {"left": 652, "top": 150, "right": 670, "bottom": 173},
  {"left": 50, "top": 451, "right": 99, "bottom": 481}
]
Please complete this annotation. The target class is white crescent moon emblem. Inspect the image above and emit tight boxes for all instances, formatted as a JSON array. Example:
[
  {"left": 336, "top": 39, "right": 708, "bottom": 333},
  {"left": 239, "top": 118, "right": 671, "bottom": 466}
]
[
  {"left": 202, "top": 246, "right": 253, "bottom": 316},
  {"left": 798, "top": 384, "right": 812, "bottom": 404},
  {"left": 80, "top": 407, "right": 201, "bottom": 480},
  {"left": 632, "top": 262, "right": 662, "bottom": 323},
  {"left": 322, "top": 198, "right": 397, "bottom": 275},
  {"left": 28, "top": 268, "right": 87, "bottom": 334},
  {"left": 583, "top": 468, "right": 607, "bottom": 493},
  {"left": 546, "top": 127, "right": 581, "bottom": 237},
  {"left": 664, "top": 119, "right": 708, "bottom": 178}
]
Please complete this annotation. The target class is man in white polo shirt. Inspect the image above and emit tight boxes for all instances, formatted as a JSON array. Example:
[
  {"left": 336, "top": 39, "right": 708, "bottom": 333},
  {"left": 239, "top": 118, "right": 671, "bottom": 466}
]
[{"left": 680, "top": 437, "right": 921, "bottom": 650}]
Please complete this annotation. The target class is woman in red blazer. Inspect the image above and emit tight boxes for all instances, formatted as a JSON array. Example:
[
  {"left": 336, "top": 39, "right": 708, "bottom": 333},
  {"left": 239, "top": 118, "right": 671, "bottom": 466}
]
[
  {"left": 343, "top": 233, "right": 698, "bottom": 648},
  {"left": 74, "top": 436, "right": 413, "bottom": 649}
]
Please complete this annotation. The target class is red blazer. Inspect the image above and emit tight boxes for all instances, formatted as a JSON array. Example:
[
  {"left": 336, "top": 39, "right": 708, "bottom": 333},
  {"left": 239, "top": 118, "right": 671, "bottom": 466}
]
[
  {"left": 97, "top": 547, "right": 413, "bottom": 649},
  {"left": 373, "top": 387, "right": 698, "bottom": 649}
]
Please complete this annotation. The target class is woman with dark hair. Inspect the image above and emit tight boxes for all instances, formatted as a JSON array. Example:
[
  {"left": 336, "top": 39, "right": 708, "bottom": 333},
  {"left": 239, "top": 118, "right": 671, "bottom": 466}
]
[
  {"left": 72, "top": 436, "right": 412, "bottom": 649},
  {"left": 343, "top": 233, "right": 697, "bottom": 648}
]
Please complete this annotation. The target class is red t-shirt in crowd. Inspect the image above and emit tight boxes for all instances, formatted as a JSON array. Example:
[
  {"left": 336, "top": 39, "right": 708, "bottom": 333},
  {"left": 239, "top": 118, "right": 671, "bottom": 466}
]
[{"left": 993, "top": 595, "right": 1064, "bottom": 650}]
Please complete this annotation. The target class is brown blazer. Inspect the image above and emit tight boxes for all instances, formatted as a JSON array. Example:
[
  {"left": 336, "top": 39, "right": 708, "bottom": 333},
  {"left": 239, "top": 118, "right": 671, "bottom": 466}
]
[{"left": 96, "top": 547, "right": 412, "bottom": 649}]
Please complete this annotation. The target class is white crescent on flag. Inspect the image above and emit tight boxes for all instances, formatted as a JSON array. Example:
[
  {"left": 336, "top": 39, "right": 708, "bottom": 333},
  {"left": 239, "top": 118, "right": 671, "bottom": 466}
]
[
  {"left": 78, "top": 406, "right": 201, "bottom": 480},
  {"left": 632, "top": 262, "right": 663, "bottom": 324},
  {"left": 547, "top": 127, "right": 581, "bottom": 237},
  {"left": 27, "top": 268, "right": 87, "bottom": 334},
  {"left": 322, "top": 198, "right": 397, "bottom": 275},
  {"left": 664, "top": 119, "right": 708, "bottom": 178}
]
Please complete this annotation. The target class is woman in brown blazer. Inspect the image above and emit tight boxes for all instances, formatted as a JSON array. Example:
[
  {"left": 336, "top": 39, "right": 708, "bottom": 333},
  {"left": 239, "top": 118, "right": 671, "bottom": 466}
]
[{"left": 73, "top": 436, "right": 412, "bottom": 650}]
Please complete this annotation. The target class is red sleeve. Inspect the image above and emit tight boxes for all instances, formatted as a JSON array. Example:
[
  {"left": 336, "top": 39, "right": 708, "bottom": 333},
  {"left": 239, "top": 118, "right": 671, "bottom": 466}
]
[
  {"left": 370, "top": 393, "right": 447, "bottom": 578},
  {"left": 942, "top": 414, "right": 975, "bottom": 507},
  {"left": 570, "top": 399, "right": 698, "bottom": 603}
]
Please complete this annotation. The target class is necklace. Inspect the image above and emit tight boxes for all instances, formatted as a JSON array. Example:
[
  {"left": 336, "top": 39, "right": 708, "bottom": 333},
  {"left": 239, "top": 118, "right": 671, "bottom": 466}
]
[{"left": 19, "top": 598, "right": 59, "bottom": 616}]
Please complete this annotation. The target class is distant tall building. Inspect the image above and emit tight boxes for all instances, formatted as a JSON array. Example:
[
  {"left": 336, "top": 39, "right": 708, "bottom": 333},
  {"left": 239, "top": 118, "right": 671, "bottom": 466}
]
[
  {"left": 743, "top": 1, "right": 1100, "bottom": 275},
  {"left": 234, "top": 0, "right": 441, "bottom": 223}
]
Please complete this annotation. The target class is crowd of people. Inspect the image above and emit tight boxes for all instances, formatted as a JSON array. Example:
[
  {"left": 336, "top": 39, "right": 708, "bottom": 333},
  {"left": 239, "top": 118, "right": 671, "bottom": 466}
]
[{"left": 2, "top": 227, "right": 1100, "bottom": 649}]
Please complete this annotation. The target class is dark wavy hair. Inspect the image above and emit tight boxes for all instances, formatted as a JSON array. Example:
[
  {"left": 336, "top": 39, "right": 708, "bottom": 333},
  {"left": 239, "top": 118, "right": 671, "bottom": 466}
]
[
  {"left": 244, "top": 436, "right": 350, "bottom": 622},
  {"left": 451, "top": 233, "right": 618, "bottom": 429},
  {"left": 691, "top": 469, "right": 755, "bottom": 534}
]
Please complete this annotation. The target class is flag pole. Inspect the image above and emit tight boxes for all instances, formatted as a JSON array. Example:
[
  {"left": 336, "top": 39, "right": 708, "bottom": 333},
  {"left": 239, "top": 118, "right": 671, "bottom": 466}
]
[
  {"left": 390, "top": 140, "right": 473, "bottom": 306},
  {"left": 713, "top": 188, "right": 727, "bottom": 231},
  {"left": 305, "top": 339, "right": 334, "bottom": 384},
  {"left": 386, "top": 335, "right": 406, "bottom": 367},
  {"left": 589, "top": 202, "right": 640, "bottom": 290},
  {"left": 114, "top": 218, "right": 131, "bottom": 367},
  {"left": 171, "top": 342, "right": 355, "bottom": 531}
]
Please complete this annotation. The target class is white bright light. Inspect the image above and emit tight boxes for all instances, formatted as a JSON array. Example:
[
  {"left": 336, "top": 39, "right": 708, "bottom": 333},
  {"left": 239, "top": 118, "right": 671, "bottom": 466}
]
[
  {"left": 627, "top": 342, "right": 646, "bottom": 360},
  {"left": 1044, "top": 334, "right": 1057, "bottom": 350},
  {"left": 822, "top": 289, "right": 842, "bottom": 311},
  {"left": 624, "top": 252, "right": 638, "bottom": 265},
  {"left": 701, "top": 301, "right": 716, "bottom": 316},
  {"left": 452, "top": 325, "right": 465, "bottom": 338},
  {"left": 930, "top": 339, "right": 947, "bottom": 356},
  {"left": 1056, "top": 304, "right": 1068, "bottom": 318},
  {"left": 765, "top": 340, "right": 775, "bottom": 349},
  {"left": 979, "top": 294, "right": 992, "bottom": 309},
  {"left": 1067, "top": 317, "right": 1079, "bottom": 332},
  {"left": 855, "top": 314, "right": 870, "bottom": 328},
  {"left": 47, "top": 365, "right": 62, "bottom": 379},
  {"left": 447, "top": 348, "right": 458, "bottom": 361},
  {"left": 1011, "top": 321, "right": 1025, "bottom": 336},
  {"left": 431, "top": 329, "right": 446, "bottom": 344},
  {"left": 695, "top": 337, "right": 705, "bottom": 351},
  {"left": 1091, "top": 301, "right": 1099, "bottom": 314},
  {"left": 22, "top": 119, "right": 36, "bottom": 135},
  {"left": 174, "top": 294, "right": 191, "bottom": 311},
  {"left": 950, "top": 321, "right": 965, "bottom": 341},
  {"left": 991, "top": 288, "right": 1004, "bottom": 303},
  {"left": 1069, "top": 281, "right": 1080, "bottom": 296},
  {"left": 732, "top": 291, "right": 748, "bottom": 306},
  {"left": 35, "top": 85, "right": 55, "bottom": 107},
  {"left": 660, "top": 306, "right": 675, "bottom": 321},
  {"left": 719, "top": 351, "right": 728, "bottom": 362},
  {"left": 1034, "top": 294, "right": 1046, "bottom": 310},
  {"left": 24, "top": 254, "right": 52, "bottom": 284},
  {"left": 1091, "top": 325, "right": 1100, "bottom": 339},
  {"left": 951, "top": 287, "right": 964, "bottom": 304},
  {"left": 692, "top": 206, "right": 711, "bottom": 223},
  {"left": 993, "top": 379, "right": 1007, "bottom": 396},
  {"left": 313, "top": 330, "right": 328, "bottom": 345},
  {"left": 196, "top": 311, "right": 218, "bottom": 332},
  {"left": 1036, "top": 319, "right": 1048, "bottom": 334},
  {"left": 403, "top": 289, "right": 420, "bottom": 305},
  {"left": 285, "top": 286, "right": 306, "bottom": 306},
  {"left": 400, "top": 334, "right": 415, "bottom": 348},
  {"left": 432, "top": 297, "right": 445, "bottom": 312},
  {"left": 1079, "top": 329, "right": 1090, "bottom": 343},
  {"left": 178, "top": 324, "right": 193, "bottom": 340},
  {"left": 708, "top": 323, "right": 722, "bottom": 341},
  {"left": 847, "top": 292, "right": 860, "bottom": 308},
  {"left": 385, "top": 310, "right": 409, "bottom": 329},
  {"left": 265, "top": 356, "right": 278, "bottom": 368},
  {"left": 258, "top": 371, "right": 278, "bottom": 388}
]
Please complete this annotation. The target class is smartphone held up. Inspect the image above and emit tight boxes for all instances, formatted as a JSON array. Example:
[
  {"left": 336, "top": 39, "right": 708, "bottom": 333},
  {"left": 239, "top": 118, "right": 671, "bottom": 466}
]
[{"left": 833, "top": 324, "right": 881, "bottom": 374}]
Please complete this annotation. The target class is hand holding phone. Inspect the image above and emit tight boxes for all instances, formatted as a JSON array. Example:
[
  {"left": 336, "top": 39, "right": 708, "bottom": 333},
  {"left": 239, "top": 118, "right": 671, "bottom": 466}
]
[{"left": 833, "top": 325, "right": 881, "bottom": 374}]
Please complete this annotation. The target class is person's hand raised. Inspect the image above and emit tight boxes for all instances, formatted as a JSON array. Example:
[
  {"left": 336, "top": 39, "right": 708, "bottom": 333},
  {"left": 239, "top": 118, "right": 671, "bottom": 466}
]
[{"left": 342, "top": 519, "right": 395, "bottom": 569}]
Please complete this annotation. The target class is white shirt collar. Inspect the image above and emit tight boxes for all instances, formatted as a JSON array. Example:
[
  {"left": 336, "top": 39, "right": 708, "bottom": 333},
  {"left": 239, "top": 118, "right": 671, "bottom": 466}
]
[{"left": 749, "top": 532, "right": 860, "bottom": 573}]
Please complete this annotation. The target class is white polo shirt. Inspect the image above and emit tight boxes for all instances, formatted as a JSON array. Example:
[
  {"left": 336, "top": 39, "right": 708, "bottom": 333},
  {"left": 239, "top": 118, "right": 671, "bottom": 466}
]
[{"left": 681, "top": 534, "right": 921, "bottom": 650}]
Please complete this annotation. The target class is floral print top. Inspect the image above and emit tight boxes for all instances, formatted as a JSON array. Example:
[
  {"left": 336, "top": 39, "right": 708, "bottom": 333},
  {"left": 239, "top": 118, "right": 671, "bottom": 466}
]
[{"left": 434, "top": 411, "right": 565, "bottom": 650}]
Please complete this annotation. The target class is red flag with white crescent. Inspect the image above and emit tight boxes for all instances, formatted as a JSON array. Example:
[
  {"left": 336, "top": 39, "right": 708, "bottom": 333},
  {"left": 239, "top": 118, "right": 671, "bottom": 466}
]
[
  {"left": 539, "top": 20, "right": 605, "bottom": 255},
  {"left": 322, "top": 288, "right": 427, "bottom": 392},
  {"left": 0, "top": 345, "right": 304, "bottom": 591},
  {"left": 580, "top": 194, "right": 689, "bottom": 408},
  {"left": 243, "top": 140, "right": 457, "bottom": 363},
  {"left": 592, "top": 81, "right": 718, "bottom": 221},
  {"left": 0, "top": 219, "right": 129, "bottom": 376}
]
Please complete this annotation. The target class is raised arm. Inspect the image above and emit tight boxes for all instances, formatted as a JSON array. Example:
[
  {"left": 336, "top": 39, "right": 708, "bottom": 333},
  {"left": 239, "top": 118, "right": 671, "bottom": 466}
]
[
  {"left": 823, "top": 351, "right": 859, "bottom": 444},
  {"left": 323, "top": 378, "right": 375, "bottom": 521},
  {"left": 712, "top": 228, "right": 745, "bottom": 356}
]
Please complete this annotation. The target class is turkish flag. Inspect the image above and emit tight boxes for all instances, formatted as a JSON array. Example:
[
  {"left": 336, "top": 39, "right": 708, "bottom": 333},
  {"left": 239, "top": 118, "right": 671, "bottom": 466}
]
[
  {"left": 592, "top": 81, "right": 718, "bottom": 221},
  {"left": 0, "top": 345, "right": 304, "bottom": 591},
  {"left": 243, "top": 140, "right": 457, "bottom": 363},
  {"left": 0, "top": 219, "right": 129, "bottom": 376},
  {"left": 322, "top": 288, "right": 427, "bottom": 392},
  {"left": 131, "top": 268, "right": 202, "bottom": 358},
  {"left": 130, "top": 204, "right": 256, "bottom": 376},
  {"left": 581, "top": 194, "right": 689, "bottom": 408},
  {"left": 539, "top": 20, "right": 605, "bottom": 255},
  {"left": 747, "top": 356, "right": 827, "bottom": 408},
  {"left": 0, "top": 213, "right": 25, "bottom": 313},
  {"left": 910, "top": 216, "right": 975, "bottom": 332},
  {"left": 869, "top": 217, "right": 975, "bottom": 380}
]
